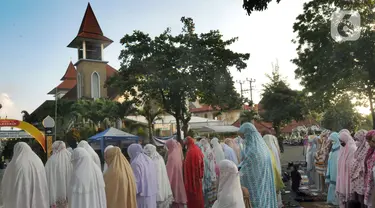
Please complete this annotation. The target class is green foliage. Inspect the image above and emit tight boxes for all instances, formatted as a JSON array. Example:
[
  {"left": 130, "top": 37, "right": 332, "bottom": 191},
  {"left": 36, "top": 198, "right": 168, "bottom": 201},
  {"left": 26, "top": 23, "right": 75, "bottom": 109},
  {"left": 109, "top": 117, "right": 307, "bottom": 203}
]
[
  {"left": 358, "top": 114, "right": 373, "bottom": 130},
  {"left": 107, "top": 17, "right": 249, "bottom": 141},
  {"left": 260, "top": 68, "right": 306, "bottom": 136},
  {"left": 321, "top": 95, "right": 361, "bottom": 132},
  {"left": 137, "top": 127, "right": 147, "bottom": 138},
  {"left": 292, "top": 0, "right": 375, "bottom": 128},
  {"left": 243, "top": 0, "right": 281, "bottom": 15},
  {"left": 72, "top": 98, "right": 119, "bottom": 127},
  {"left": 137, "top": 99, "right": 164, "bottom": 142},
  {"left": 240, "top": 110, "right": 258, "bottom": 124}
]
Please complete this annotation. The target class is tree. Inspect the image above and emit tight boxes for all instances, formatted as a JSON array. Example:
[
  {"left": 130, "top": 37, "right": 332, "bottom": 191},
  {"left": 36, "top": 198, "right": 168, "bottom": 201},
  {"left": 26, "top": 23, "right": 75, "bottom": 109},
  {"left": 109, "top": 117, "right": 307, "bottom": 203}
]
[
  {"left": 137, "top": 99, "right": 164, "bottom": 143},
  {"left": 72, "top": 98, "right": 119, "bottom": 129},
  {"left": 243, "top": 0, "right": 281, "bottom": 15},
  {"left": 260, "top": 67, "right": 306, "bottom": 136},
  {"left": 240, "top": 109, "right": 259, "bottom": 124},
  {"left": 107, "top": 17, "right": 249, "bottom": 142},
  {"left": 321, "top": 95, "right": 361, "bottom": 132},
  {"left": 292, "top": 0, "right": 375, "bottom": 128},
  {"left": 358, "top": 114, "right": 373, "bottom": 130}
]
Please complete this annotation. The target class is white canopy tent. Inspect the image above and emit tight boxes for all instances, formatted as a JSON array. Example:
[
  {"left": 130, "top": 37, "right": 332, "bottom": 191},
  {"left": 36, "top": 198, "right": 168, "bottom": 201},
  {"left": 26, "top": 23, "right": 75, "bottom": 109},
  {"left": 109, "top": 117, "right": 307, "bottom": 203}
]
[
  {"left": 196, "top": 125, "right": 240, "bottom": 133},
  {"left": 125, "top": 115, "right": 224, "bottom": 129}
]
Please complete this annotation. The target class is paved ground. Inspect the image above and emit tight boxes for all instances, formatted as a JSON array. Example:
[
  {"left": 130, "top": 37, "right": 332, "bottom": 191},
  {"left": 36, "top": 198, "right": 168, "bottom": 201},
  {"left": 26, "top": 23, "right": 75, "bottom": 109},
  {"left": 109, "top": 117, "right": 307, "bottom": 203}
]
[{"left": 280, "top": 145, "right": 338, "bottom": 208}]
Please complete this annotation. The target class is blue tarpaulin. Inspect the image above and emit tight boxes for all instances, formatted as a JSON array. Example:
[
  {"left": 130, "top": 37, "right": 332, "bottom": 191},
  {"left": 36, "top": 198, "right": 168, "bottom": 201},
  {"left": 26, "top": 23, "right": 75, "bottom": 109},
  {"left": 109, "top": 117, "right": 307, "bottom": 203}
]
[{"left": 88, "top": 127, "right": 139, "bottom": 155}]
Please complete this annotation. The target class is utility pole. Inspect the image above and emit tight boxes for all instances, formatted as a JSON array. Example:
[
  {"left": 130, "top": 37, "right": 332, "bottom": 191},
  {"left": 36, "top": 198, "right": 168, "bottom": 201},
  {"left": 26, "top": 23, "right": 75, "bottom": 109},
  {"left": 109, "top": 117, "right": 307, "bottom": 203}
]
[
  {"left": 246, "top": 78, "right": 256, "bottom": 103},
  {"left": 236, "top": 80, "right": 245, "bottom": 98}
]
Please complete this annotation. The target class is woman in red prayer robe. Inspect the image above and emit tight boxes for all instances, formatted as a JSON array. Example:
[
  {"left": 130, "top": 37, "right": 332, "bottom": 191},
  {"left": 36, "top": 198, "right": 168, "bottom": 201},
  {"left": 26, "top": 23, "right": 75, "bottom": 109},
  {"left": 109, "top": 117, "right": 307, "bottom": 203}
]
[{"left": 184, "top": 136, "right": 205, "bottom": 208}]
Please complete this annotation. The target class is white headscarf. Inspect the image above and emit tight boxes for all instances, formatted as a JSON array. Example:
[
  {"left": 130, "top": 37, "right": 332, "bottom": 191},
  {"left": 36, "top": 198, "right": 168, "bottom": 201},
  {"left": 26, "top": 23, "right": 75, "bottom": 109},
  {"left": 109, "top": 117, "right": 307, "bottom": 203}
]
[
  {"left": 201, "top": 138, "right": 217, "bottom": 182},
  {"left": 213, "top": 160, "right": 245, "bottom": 208},
  {"left": 144, "top": 144, "right": 174, "bottom": 206},
  {"left": 263, "top": 134, "right": 282, "bottom": 174},
  {"left": 211, "top": 137, "right": 225, "bottom": 163},
  {"left": 45, "top": 141, "right": 73, "bottom": 207},
  {"left": 67, "top": 147, "right": 73, "bottom": 154},
  {"left": 2, "top": 142, "right": 49, "bottom": 208},
  {"left": 103, "top": 145, "right": 114, "bottom": 173},
  {"left": 69, "top": 147, "right": 107, "bottom": 208},
  {"left": 77, "top": 140, "right": 101, "bottom": 170}
]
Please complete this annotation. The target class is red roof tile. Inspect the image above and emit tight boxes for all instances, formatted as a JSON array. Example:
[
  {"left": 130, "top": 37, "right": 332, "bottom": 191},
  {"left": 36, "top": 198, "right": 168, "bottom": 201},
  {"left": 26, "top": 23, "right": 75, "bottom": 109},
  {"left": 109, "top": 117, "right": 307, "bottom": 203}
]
[
  {"left": 78, "top": 3, "right": 103, "bottom": 36},
  {"left": 68, "top": 3, "right": 113, "bottom": 48},
  {"left": 60, "top": 61, "right": 76, "bottom": 80},
  {"left": 105, "top": 64, "right": 117, "bottom": 78},
  {"left": 57, "top": 79, "right": 77, "bottom": 90}
]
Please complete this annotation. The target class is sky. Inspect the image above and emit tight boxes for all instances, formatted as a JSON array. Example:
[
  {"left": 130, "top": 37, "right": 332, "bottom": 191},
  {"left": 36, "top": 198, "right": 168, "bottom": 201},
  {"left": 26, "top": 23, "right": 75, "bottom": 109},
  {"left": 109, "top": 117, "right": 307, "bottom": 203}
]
[{"left": 1, "top": 0, "right": 365, "bottom": 120}]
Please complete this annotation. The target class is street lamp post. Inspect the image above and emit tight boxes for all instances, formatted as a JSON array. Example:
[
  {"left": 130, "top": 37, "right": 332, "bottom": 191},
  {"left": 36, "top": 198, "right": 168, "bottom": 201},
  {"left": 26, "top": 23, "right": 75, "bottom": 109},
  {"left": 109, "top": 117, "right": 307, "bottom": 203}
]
[{"left": 42, "top": 116, "right": 55, "bottom": 159}]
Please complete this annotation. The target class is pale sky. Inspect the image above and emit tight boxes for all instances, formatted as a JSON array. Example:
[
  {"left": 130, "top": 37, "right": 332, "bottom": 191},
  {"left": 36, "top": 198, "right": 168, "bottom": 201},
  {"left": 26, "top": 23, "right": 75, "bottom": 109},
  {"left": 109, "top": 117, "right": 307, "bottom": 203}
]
[{"left": 4, "top": 0, "right": 353, "bottom": 121}]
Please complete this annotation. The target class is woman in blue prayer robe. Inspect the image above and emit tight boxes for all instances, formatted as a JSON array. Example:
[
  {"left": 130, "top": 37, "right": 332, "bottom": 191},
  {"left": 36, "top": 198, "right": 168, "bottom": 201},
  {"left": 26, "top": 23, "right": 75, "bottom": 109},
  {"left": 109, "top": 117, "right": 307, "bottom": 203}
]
[
  {"left": 325, "top": 132, "right": 340, "bottom": 205},
  {"left": 238, "top": 122, "right": 278, "bottom": 208}
]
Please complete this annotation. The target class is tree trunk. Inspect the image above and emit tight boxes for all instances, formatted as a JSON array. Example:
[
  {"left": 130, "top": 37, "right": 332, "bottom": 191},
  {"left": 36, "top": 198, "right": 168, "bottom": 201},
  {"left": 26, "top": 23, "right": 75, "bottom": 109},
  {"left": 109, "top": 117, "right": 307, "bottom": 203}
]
[
  {"left": 176, "top": 114, "right": 182, "bottom": 144},
  {"left": 273, "top": 123, "right": 284, "bottom": 153},
  {"left": 148, "top": 122, "right": 153, "bottom": 144},
  {"left": 368, "top": 89, "right": 375, "bottom": 129}
]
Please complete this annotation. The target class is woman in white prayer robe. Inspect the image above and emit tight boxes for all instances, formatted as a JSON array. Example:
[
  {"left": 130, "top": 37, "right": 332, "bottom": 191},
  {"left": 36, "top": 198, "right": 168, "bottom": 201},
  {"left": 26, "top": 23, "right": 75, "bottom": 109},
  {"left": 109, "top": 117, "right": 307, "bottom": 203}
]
[
  {"left": 45, "top": 141, "right": 73, "bottom": 208},
  {"left": 69, "top": 147, "right": 107, "bottom": 208},
  {"left": 213, "top": 160, "right": 245, "bottom": 208},
  {"left": 103, "top": 145, "right": 114, "bottom": 173},
  {"left": 1, "top": 142, "right": 49, "bottom": 208},
  {"left": 77, "top": 140, "right": 101, "bottom": 169}
]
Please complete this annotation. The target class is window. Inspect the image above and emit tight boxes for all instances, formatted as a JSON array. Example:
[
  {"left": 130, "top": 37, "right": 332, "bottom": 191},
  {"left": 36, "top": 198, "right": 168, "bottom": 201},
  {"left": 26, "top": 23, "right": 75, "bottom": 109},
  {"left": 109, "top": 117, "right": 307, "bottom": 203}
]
[
  {"left": 91, "top": 72, "right": 100, "bottom": 99},
  {"left": 86, "top": 41, "right": 102, "bottom": 60},
  {"left": 77, "top": 73, "right": 82, "bottom": 98},
  {"left": 78, "top": 46, "right": 84, "bottom": 59}
]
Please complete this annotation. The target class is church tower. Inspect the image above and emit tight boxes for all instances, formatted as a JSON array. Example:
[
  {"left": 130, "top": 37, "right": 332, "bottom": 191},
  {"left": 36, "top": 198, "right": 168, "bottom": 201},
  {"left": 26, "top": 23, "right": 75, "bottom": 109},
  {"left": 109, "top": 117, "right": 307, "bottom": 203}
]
[{"left": 67, "top": 3, "right": 113, "bottom": 99}]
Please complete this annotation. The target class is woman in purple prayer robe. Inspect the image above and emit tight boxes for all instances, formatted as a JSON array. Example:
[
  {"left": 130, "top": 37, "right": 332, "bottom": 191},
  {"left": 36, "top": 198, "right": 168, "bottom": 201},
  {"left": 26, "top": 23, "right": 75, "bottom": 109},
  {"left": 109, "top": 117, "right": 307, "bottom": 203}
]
[{"left": 128, "top": 144, "right": 158, "bottom": 208}]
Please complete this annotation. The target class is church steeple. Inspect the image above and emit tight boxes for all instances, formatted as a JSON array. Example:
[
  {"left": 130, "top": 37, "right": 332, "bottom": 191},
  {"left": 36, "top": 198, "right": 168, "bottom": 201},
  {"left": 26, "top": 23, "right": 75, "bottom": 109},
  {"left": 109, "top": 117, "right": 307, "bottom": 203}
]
[{"left": 67, "top": 3, "right": 113, "bottom": 61}]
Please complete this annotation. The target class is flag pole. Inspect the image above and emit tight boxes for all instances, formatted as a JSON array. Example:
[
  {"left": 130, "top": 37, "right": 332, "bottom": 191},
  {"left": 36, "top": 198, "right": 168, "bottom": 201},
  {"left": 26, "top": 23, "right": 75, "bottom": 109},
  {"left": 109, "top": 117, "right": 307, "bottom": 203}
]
[{"left": 54, "top": 88, "right": 58, "bottom": 140}]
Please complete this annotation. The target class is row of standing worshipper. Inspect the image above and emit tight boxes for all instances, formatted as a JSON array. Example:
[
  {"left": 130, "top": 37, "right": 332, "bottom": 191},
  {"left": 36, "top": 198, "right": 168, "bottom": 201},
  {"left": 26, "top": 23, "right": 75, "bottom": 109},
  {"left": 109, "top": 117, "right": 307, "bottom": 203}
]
[
  {"left": 307, "top": 129, "right": 375, "bottom": 208},
  {"left": 2, "top": 122, "right": 282, "bottom": 208},
  {"left": 1, "top": 139, "right": 176, "bottom": 208},
  {"left": 194, "top": 122, "right": 284, "bottom": 208},
  {"left": 0, "top": 137, "right": 245, "bottom": 208},
  {"left": 192, "top": 123, "right": 284, "bottom": 208}
]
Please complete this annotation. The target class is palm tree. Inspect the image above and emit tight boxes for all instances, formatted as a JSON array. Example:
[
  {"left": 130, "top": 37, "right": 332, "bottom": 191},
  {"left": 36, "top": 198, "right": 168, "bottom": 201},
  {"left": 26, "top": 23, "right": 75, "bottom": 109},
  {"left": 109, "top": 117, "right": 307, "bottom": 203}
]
[{"left": 137, "top": 100, "right": 164, "bottom": 143}]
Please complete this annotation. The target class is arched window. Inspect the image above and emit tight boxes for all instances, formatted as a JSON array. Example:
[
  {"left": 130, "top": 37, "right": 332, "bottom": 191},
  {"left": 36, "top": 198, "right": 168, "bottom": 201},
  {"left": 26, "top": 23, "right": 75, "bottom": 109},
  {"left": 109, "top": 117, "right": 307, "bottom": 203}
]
[
  {"left": 77, "top": 73, "right": 82, "bottom": 98},
  {"left": 91, "top": 72, "right": 100, "bottom": 99}
]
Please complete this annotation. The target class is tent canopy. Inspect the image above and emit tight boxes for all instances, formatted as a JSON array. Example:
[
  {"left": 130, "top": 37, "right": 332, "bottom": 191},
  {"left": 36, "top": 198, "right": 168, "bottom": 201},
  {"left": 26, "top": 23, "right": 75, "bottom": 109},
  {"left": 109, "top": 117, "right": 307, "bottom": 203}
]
[
  {"left": 88, "top": 127, "right": 139, "bottom": 155},
  {"left": 196, "top": 125, "right": 240, "bottom": 133},
  {"left": 89, "top": 127, "right": 138, "bottom": 141},
  {"left": 125, "top": 115, "right": 223, "bottom": 127}
]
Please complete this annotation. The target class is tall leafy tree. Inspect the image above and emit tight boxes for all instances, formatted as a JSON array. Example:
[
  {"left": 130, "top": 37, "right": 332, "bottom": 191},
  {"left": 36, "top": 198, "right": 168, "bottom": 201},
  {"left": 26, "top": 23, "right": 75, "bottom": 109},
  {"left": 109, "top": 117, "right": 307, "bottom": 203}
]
[
  {"left": 243, "top": 0, "right": 281, "bottom": 15},
  {"left": 260, "top": 67, "right": 306, "bottom": 136},
  {"left": 107, "top": 17, "right": 249, "bottom": 141},
  {"left": 292, "top": 0, "right": 375, "bottom": 128},
  {"left": 321, "top": 95, "right": 361, "bottom": 132}
]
